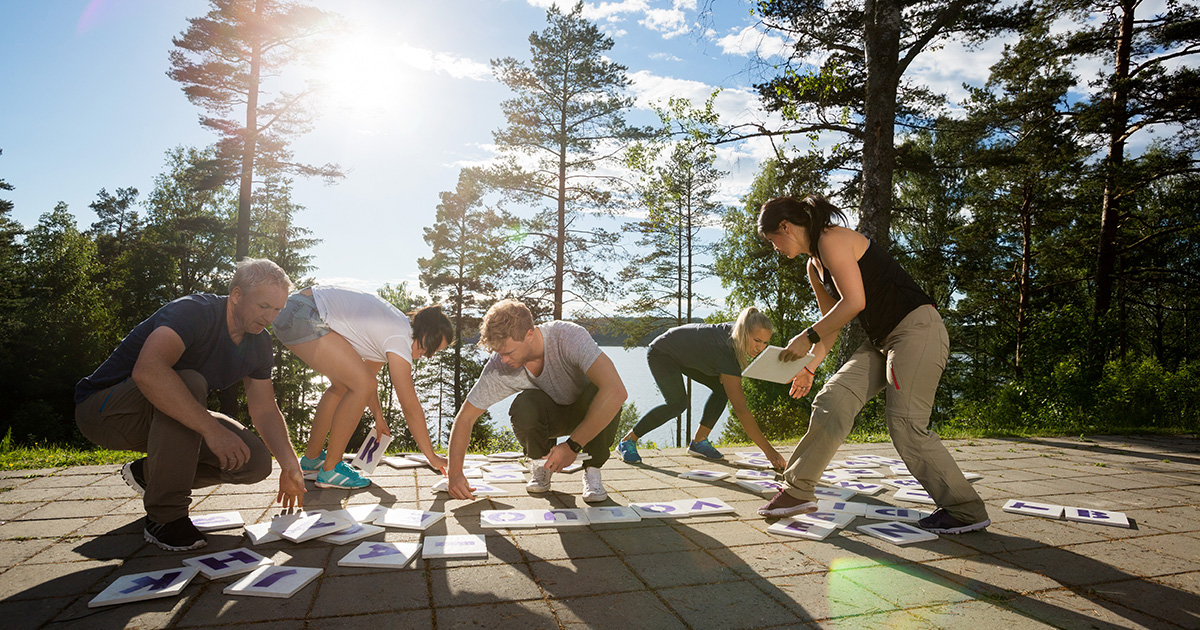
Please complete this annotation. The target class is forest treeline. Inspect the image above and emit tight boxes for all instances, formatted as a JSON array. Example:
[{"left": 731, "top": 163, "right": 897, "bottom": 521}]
[{"left": 0, "top": 0, "right": 1196, "bottom": 451}]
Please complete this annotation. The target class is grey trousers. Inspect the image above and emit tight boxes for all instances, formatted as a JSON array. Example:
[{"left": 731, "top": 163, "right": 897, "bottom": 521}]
[
  {"left": 75, "top": 370, "right": 273, "bottom": 523},
  {"left": 509, "top": 383, "right": 620, "bottom": 468},
  {"left": 782, "top": 305, "right": 989, "bottom": 523}
]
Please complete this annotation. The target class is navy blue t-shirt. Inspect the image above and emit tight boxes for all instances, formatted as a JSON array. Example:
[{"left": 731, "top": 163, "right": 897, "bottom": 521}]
[{"left": 74, "top": 294, "right": 274, "bottom": 405}]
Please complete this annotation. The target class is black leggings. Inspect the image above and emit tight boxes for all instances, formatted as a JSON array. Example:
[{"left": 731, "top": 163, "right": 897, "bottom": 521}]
[{"left": 632, "top": 349, "right": 728, "bottom": 438}]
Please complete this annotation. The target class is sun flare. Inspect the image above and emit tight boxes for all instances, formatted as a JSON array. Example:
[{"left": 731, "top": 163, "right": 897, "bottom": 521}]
[{"left": 314, "top": 36, "right": 411, "bottom": 129}]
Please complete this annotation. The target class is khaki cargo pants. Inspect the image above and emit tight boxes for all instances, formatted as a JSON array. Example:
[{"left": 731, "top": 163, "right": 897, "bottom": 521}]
[
  {"left": 782, "top": 305, "right": 988, "bottom": 524},
  {"left": 75, "top": 370, "right": 273, "bottom": 523}
]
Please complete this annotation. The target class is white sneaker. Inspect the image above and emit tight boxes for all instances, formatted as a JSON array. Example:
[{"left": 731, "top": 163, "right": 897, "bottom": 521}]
[
  {"left": 527, "top": 458, "right": 552, "bottom": 493},
  {"left": 581, "top": 467, "right": 607, "bottom": 503}
]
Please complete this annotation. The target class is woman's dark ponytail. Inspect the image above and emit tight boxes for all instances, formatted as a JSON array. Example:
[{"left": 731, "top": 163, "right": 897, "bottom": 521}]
[{"left": 757, "top": 195, "right": 847, "bottom": 261}]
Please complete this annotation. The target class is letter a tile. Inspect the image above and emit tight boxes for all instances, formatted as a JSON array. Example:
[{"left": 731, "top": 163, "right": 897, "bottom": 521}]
[{"left": 338, "top": 541, "right": 422, "bottom": 568}]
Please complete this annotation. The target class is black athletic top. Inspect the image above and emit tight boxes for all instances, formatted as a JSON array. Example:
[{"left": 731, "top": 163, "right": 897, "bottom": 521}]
[
  {"left": 648, "top": 323, "right": 742, "bottom": 377},
  {"left": 820, "top": 240, "right": 934, "bottom": 347}
]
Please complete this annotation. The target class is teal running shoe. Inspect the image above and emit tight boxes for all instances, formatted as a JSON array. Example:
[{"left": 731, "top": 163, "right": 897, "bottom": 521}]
[
  {"left": 616, "top": 439, "right": 641, "bottom": 463},
  {"left": 687, "top": 439, "right": 724, "bottom": 460},
  {"left": 300, "top": 450, "right": 326, "bottom": 480},
  {"left": 314, "top": 461, "right": 370, "bottom": 489}
]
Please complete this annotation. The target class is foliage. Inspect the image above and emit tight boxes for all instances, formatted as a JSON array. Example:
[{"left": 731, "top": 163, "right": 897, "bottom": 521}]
[
  {"left": 169, "top": 0, "right": 343, "bottom": 258},
  {"left": 0, "top": 429, "right": 138, "bottom": 471},
  {"left": 488, "top": 0, "right": 643, "bottom": 318}
]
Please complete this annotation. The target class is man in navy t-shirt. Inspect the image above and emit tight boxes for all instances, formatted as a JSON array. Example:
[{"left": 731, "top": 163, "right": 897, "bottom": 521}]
[{"left": 74, "top": 259, "right": 305, "bottom": 551}]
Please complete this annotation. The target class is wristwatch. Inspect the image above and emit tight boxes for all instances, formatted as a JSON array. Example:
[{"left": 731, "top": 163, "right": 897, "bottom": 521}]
[
  {"left": 804, "top": 327, "right": 821, "bottom": 345},
  {"left": 565, "top": 438, "right": 584, "bottom": 453}
]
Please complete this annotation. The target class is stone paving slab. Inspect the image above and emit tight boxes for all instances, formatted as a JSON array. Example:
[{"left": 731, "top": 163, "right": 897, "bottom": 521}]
[{"left": 0, "top": 435, "right": 1198, "bottom": 629}]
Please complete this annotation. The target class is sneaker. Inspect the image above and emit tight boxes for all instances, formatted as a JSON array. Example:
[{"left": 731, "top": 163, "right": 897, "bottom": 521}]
[
  {"left": 527, "top": 458, "right": 552, "bottom": 493},
  {"left": 688, "top": 439, "right": 725, "bottom": 460},
  {"left": 122, "top": 458, "right": 147, "bottom": 496},
  {"left": 757, "top": 489, "right": 818, "bottom": 518},
  {"left": 581, "top": 467, "right": 607, "bottom": 503},
  {"left": 314, "top": 461, "right": 371, "bottom": 489},
  {"left": 300, "top": 451, "right": 326, "bottom": 481},
  {"left": 616, "top": 439, "right": 641, "bottom": 463},
  {"left": 917, "top": 508, "right": 990, "bottom": 534},
  {"left": 144, "top": 516, "right": 207, "bottom": 551}
]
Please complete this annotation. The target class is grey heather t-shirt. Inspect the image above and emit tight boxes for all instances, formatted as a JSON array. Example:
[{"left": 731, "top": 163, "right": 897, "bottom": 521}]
[{"left": 466, "top": 321, "right": 603, "bottom": 409}]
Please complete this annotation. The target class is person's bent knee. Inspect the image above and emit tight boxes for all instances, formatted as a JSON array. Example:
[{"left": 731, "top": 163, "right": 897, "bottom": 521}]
[
  {"left": 233, "top": 437, "right": 273, "bottom": 484},
  {"left": 176, "top": 370, "right": 209, "bottom": 403}
]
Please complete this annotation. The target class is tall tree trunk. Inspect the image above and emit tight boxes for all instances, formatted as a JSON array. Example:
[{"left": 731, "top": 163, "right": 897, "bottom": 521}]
[
  {"left": 1093, "top": 0, "right": 1135, "bottom": 332},
  {"left": 859, "top": 0, "right": 900, "bottom": 250},
  {"left": 1016, "top": 192, "right": 1033, "bottom": 379},
  {"left": 235, "top": 0, "right": 264, "bottom": 261}
]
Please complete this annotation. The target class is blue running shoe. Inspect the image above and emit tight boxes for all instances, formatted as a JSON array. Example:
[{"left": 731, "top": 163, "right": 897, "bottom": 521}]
[
  {"left": 687, "top": 439, "right": 724, "bottom": 460},
  {"left": 616, "top": 439, "right": 642, "bottom": 463},
  {"left": 300, "top": 450, "right": 326, "bottom": 480},
  {"left": 315, "top": 461, "right": 370, "bottom": 489}
]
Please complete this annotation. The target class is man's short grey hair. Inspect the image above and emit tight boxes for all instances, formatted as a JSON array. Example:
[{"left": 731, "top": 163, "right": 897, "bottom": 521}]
[{"left": 230, "top": 258, "right": 294, "bottom": 294}]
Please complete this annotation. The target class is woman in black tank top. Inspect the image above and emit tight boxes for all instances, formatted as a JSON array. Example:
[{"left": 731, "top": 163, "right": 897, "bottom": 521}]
[{"left": 749, "top": 196, "right": 990, "bottom": 534}]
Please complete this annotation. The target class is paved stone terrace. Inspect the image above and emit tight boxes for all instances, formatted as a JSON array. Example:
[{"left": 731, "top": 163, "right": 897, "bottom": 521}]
[{"left": 0, "top": 435, "right": 1198, "bottom": 629}]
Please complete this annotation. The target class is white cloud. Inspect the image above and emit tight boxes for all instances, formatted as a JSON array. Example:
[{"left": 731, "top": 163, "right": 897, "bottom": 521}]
[
  {"left": 649, "top": 52, "right": 683, "bottom": 62},
  {"left": 395, "top": 43, "right": 493, "bottom": 81},
  {"left": 522, "top": 0, "right": 703, "bottom": 40},
  {"left": 716, "top": 24, "right": 792, "bottom": 60}
]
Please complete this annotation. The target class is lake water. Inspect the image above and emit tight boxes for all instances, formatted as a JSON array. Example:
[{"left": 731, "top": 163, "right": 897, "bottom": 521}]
[{"left": 485, "top": 346, "right": 731, "bottom": 448}]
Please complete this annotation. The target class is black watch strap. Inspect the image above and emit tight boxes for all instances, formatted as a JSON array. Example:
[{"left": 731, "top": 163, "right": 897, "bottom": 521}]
[
  {"left": 804, "top": 327, "right": 821, "bottom": 344},
  {"left": 565, "top": 438, "right": 584, "bottom": 453}
]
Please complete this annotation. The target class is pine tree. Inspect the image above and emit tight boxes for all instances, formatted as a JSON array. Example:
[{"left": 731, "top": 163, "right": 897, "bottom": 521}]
[
  {"left": 169, "top": 0, "right": 343, "bottom": 261},
  {"left": 489, "top": 1, "right": 642, "bottom": 318}
]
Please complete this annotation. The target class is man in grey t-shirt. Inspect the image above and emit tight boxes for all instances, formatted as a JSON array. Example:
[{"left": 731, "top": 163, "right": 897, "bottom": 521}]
[{"left": 446, "top": 299, "right": 627, "bottom": 502}]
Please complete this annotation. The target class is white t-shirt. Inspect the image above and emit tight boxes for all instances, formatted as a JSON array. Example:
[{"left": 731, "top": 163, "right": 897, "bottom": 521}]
[
  {"left": 311, "top": 286, "right": 413, "bottom": 365},
  {"left": 466, "top": 321, "right": 603, "bottom": 409}
]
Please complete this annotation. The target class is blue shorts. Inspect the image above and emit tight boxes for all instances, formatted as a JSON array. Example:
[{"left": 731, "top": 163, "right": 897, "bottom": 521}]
[{"left": 273, "top": 292, "right": 331, "bottom": 345}]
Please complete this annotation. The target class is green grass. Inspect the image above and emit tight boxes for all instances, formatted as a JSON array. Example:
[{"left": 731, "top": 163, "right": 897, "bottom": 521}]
[{"left": 0, "top": 429, "right": 138, "bottom": 471}]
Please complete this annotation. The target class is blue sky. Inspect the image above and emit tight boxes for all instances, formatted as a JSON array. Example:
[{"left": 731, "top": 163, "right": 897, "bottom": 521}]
[{"left": 1, "top": 0, "right": 1137, "bottom": 315}]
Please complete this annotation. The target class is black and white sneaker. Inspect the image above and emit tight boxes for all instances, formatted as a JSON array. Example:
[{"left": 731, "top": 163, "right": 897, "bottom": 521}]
[
  {"left": 122, "top": 458, "right": 147, "bottom": 497},
  {"left": 144, "top": 516, "right": 207, "bottom": 551},
  {"left": 917, "top": 508, "right": 990, "bottom": 534}
]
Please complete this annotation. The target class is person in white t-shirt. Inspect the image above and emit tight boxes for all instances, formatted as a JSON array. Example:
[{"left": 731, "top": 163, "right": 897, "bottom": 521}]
[
  {"left": 273, "top": 286, "right": 454, "bottom": 489},
  {"left": 445, "top": 299, "right": 627, "bottom": 503}
]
